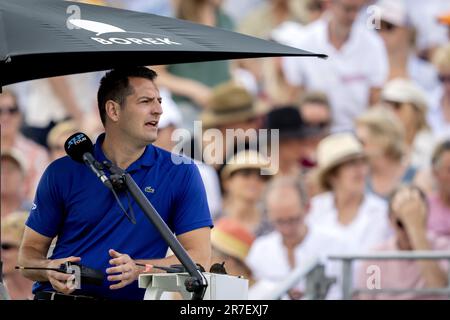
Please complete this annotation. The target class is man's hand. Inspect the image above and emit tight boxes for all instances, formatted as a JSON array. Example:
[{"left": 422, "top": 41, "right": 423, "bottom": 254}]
[
  {"left": 46, "top": 256, "right": 81, "bottom": 295},
  {"left": 106, "top": 249, "right": 139, "bottom": 290}
]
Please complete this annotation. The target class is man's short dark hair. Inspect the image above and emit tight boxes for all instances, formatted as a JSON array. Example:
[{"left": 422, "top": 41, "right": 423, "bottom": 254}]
[{"left": 97, "top": 66, "right": 157, "bottom": 125}]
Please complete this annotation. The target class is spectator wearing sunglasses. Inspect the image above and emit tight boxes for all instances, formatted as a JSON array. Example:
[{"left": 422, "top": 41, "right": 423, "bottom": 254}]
[
  {"left": 1, "top": 211, "right": 34, "bottom": 299},
  {"left": 381, "top": 78, "right": 435, "bottom": 170},
  {"left": 375, "top": 0, "right": 440, "bottom": 93},
  {"left": 428, "top": 44, "right": 450, "bottom": 140},
  {"left": 219, "top": 149, "right": 274, "bottom": 237},
  {"left": 264, "top": 106, "right": 324, "bottom": 178},
  {"left": 0, "top": 90, "right": 49, "bottom": 201},
  {"left": 281, "top": 0, "right": 388, "bottom": 132},
  {"left": 246, "top": 176, "right": 344, "bottom": 300},
  {"left": 355, "top": 185, "right": 450, "bottom": 300}
]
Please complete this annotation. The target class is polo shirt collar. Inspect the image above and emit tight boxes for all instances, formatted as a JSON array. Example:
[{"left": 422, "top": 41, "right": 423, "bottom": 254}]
[
  {"left": 320, "top": 14, "right": 359, "bottom": 54},
  {"left": 93, "top": 133, "right": 156, "bottom": 172}
]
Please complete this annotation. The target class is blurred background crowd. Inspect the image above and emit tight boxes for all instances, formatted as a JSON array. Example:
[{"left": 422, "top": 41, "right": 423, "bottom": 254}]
[{"left": 2, "top": 0, "right": 450, "bottom": 300}]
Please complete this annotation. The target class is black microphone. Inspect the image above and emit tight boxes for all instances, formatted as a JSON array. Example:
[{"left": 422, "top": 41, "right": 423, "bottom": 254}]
[{"left": 64, "top": 132, "right": 112, "bottom": 189}]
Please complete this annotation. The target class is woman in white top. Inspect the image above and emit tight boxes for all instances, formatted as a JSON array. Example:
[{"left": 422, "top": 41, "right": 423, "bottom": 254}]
[{"left": 307, "top": 133, "right": 391, "bottom": 254}]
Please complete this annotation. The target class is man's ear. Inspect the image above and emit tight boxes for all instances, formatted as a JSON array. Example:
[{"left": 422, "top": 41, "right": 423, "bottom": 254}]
[{"left": 105, "top": 100, "right": 120, "bottom": 122}]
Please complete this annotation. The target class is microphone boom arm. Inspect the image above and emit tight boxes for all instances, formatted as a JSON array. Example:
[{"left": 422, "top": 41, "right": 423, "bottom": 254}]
[{"left": 105, "top": 162, "right": 208, "bottom": 300}]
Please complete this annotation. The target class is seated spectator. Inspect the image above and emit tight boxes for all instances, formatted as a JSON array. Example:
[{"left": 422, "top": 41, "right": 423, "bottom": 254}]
[
  {"left": 375, "top": 0, "right": 439, "bottom": 91},
  {"left": 0, "top": 90, "right": 49, "bottom": 200},
  {"left": 211, "top": 217, "right": 255, "bottom": 281},
  {"left": 381, "top": 78, "right": 436, "bottom": 169},
  {"left": 427, "top": 141, "right": 450, "bottom": 237},
  {"left": 211, "top": 216, "right": 282, "bottom": 300},
  {"left": 198, "top": 82, "right": 266, "bottom": 171},
  {"left": 264, "top": 106, "right": 323, "bottom": 177},
  {"left": 219, "top": 149, "right": 273, "bottom": 236},
  {"left": 355, "top": 107, "right": 417, "bottom": 199},
  {"left": 1, "top": 150, "right": 32, "bottom": 217},
  {"left": 307, "top": 133, "right": 391, "bottom": 254},
  {"left": 246, "top": 176, "right": 343, "bottom": 300},
  {"left": 355, "top": 185, "right": 450, "bottom": 300},
  {"left": 428, "top": 44, "right": 450, "bottom": 140},
  {"left": 46, "top": 120, "right": 79, "bottom": 161},
  {"left": 1, "top": 211, "right": 34, "bottom": 300},
  {"left": 298, "top": 91, "right": 332, "bottom": 137},
  {"left": 282, "top": 0, "right": 388, "bottom": 132}
]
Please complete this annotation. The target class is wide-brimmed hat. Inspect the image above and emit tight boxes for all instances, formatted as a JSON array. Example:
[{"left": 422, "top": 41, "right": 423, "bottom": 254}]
[
  {"left": 201, "top": 82, "right": 267, "bottom": 128},
  {"left": 1, "top": 148, "right": 27, "bottom": 173},
  {"left": 316, "top": 133, "right": 366, "bottom": 190},
  {"left": 376, "top": 0, "right": 407, "bottom": 27},
  {"left": 211, "top": 217, "right": 255, "bottom": 261},
  {"left": 264, "top": 106, "right": 323, "bottom": 140},
  {"left": 221, "top": 149, "right": 275, "bottom": 181},
  {"left": 381, "top": 78, "right": 428, "bottom": 113}
]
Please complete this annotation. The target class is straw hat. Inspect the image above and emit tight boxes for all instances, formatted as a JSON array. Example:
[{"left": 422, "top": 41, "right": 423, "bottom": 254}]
[
  {"left": 381, "top": 78, "right": 428, "bottom": 113},
  {"left": 221, "top": 149, "right": 275, "bottom": 180},
  {"left": 316, "top": 133, "right": 366, "bottom": 190},
  {"left": 1, "top": 148, "right": 27, "bottom": 173},
  {"left": 211, "top": 217, "right": 255, "bottom": 261},
  {"left": 201, "top": 82, "right": 267, "bottom": 129}
]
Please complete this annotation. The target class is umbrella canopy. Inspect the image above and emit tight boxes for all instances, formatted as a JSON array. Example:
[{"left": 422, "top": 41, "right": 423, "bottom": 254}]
[{"left": 0, "top": 0, "right": 326, "bottom": 87}]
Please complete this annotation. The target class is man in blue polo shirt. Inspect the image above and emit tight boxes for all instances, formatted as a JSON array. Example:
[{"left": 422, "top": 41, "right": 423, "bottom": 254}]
[{"left": 18, "top": 67, "right": 213, "bottom": 300}]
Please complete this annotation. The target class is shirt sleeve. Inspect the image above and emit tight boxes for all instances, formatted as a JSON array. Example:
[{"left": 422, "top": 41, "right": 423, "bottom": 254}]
[
  {"left": 25, "top": 162, "right": 65, "bottom": 238},
  {"left": 171, "top": 163, "right": 213, "bottom": 236}
]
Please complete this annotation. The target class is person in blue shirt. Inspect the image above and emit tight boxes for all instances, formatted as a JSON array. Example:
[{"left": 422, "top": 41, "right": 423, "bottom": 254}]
[{"left": 18, "top": 67, "right": 213, "bottom": 300}]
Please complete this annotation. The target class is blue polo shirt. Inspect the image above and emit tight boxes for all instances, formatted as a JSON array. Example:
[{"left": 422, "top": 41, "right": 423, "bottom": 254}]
[{"left": 26, "top": 133, "right": 213, "bottom": 300}]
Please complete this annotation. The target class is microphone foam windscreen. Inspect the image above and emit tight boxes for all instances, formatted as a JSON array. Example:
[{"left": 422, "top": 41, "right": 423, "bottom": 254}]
[{"left": 64, "top": 132, "right": 94, "bottom": 163}]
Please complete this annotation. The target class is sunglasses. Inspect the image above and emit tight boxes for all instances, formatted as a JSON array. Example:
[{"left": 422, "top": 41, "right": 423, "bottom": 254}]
[
  {"left": 0, "top": 105, "right": 20, "bottom": 116},
  {"left": 273, "top": 215, "right": 303, "bottom": 226},
  {"left": 1, "top": 243, "right": 19, "bottom": 251},
  {"left": 377, "top": 20, "right": 397, "bottom": 33},
  {"left": 383, "top": 100, "right": 403, "bottom": 110},
  {"left": 438, "top": 74, "right": 450, "bottom": 83}
]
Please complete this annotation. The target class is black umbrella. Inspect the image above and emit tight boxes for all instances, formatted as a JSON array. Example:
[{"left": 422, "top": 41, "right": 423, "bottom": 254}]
[{"left": 0, "top": 0, "right": 326, "bottom": 88}]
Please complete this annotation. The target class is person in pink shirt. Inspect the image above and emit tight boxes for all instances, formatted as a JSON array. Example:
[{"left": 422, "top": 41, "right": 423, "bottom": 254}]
[
  {"left": 0, "top": 90, "right": 49, "bottom": 200},
  {"left": 355, "top": 185, "right": 450, "bottom": 300},
  {"left": 428, "top": 140, "right": 450, "bottom": 237}
]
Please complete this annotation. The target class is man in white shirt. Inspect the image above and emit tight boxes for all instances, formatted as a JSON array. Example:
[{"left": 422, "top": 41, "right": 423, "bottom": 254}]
[
  {"left": 282, "top": 0, "right": 388, "bottom": 132},
  {"left": 246, "top": 176, "right": 343, "bottom": 299}
]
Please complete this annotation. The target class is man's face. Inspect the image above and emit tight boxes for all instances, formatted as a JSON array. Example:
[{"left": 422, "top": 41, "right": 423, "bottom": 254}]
[
  {"left": 300, "top": 103, "right": 331, "bottom": 131},
  {"left": 115, "top": 77, "right": 163, "bottom": 147},
  {"left": 267, "top": 187, "right": 306, "bottom": 241},
  {"left": 330, "top": 0, "right": 364, "bottom": 29},
  {"left": 0, "top": 93, "right": 21, "bottom": 138},
  {"left": 434, "top": 151, "right": 450, "bottom": 197}
]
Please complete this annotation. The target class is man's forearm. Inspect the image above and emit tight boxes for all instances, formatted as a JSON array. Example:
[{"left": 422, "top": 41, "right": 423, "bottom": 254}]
[
  {"left": 18, "top": 246, "right": 51, "bottom": 282},
  {"left": 409, "top": 229, "right": 448, "bottom": 288}
]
